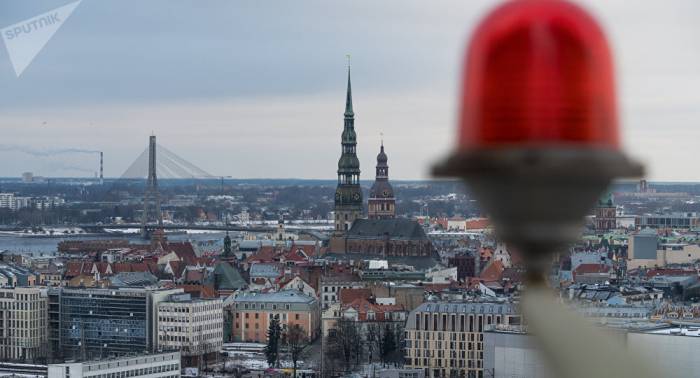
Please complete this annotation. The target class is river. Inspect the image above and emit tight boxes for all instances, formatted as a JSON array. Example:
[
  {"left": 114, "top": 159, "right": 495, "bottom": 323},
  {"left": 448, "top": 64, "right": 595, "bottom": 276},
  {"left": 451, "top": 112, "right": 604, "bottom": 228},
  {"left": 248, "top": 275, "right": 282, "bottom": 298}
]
[{"left": 0, "top": 231, "right": 230, "bottom": 257}]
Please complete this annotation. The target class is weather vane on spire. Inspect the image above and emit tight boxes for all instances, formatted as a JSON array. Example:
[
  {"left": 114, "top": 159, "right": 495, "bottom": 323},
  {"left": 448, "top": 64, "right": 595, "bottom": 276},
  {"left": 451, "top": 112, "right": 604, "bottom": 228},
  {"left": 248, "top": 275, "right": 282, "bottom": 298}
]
[
  {"left": 380, "top": 132, "right": 384, "bottom": 146},
  {"left": 346, "top": 54, "right": 351, "bottom": 69}
]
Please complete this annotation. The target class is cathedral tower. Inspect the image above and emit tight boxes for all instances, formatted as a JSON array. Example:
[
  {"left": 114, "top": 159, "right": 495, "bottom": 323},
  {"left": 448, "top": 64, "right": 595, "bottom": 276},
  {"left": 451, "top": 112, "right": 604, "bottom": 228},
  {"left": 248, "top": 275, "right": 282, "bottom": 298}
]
[
  {"left": 368, "top": 140, "right": 396, "bottom": 219},
  {"left": 334, "top": 65, "right": 363, "bottom": 234}
]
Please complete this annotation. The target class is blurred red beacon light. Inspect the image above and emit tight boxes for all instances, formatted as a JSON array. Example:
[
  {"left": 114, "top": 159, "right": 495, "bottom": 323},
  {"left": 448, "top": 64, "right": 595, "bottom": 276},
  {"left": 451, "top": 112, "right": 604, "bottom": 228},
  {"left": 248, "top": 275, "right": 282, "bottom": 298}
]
[{"left": 459, "top": 0, "right": 619, "bottom": 150}]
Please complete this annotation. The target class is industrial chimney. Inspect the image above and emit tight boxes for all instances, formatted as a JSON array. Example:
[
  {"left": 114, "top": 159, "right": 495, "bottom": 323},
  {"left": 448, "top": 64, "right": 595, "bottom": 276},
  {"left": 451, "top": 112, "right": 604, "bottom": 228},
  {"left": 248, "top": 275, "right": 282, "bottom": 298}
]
[{"left": 99, "top": 151, "right": 104, "bottom": 185}]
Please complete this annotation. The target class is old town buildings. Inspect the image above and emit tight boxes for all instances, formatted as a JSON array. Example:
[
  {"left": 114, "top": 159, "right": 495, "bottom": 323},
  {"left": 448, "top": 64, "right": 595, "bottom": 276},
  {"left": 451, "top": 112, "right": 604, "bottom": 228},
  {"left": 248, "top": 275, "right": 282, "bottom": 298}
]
[{"left": 229, "top": 290, "right": 320, "bottom": 343}]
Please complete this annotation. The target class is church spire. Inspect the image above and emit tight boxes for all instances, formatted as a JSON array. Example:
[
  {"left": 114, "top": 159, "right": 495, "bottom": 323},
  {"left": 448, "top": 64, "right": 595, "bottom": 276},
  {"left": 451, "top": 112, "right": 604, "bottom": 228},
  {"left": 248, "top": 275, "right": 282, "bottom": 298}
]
[
  {"left": 368, "top": 139, "right": 395, "bottom": 219},
  {"left": 344, "top": 56, "right": 353, "bottom": 118},
  {"left": 335, "top": 57, "right": 363, "bottom": 235}
]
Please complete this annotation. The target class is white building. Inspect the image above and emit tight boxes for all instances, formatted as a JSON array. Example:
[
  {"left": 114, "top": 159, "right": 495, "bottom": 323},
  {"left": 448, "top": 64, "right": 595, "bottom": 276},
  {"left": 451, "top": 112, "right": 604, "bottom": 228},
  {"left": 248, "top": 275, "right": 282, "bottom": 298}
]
[
  {"left": 280, "top": 276, "right": 318, "bottom": 299},
  {"left": 48, "top": 351, "right": 181, "bottom": 378},
  {"left": 0, "top": 287, "right": 48, "bottom": 361},
  {"left": 627, "top": 327, "right": 700, "bottom": 378},
  {"left": 426, "top": 267, "right": 458, "bottom": 283},
  {"left": 492, "top": 242, "right": 512, "bottom": 268},
  {"left": 483, "top": 325, "right": 552, "bottom": 378},
  {"left": 33, "top": 197, "right": 65, "bottom": 210},
  {"left": 0, "top": 193, "right": 16, "bottom": 210},
  {"left": 157, "top": 294, "right": 223, "bottom": 366},
  {"left": 0, "top": 193, "right": 62, "bottom": 211}
]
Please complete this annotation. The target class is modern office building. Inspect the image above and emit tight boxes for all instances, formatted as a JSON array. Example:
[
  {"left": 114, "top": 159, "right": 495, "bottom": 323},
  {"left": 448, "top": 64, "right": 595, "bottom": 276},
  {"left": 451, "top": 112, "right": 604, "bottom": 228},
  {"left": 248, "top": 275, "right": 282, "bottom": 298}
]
[
  {"left": 230, "top": 290, "right": 320, "bottom": 343},
  {"left": 48, "top": 351, "right": 181, "bottom": 378},
  {"left": 404, "top": 301, "right": 521, "bottom": 378},
  {"left": 483, "top": 325, "right": 551, "bottom": 378},
  {"left": 157, "top": 294, "right": 224, "bottom": 366},
  {"left": 0, "top": 287, "right": 48, "bottom": 362},
  {"left": 58, "top": 287, "right": 182, "bottom": 360},
  {"left": 627, "top": 228, "right": 660, "bottom": 269},
  {"left": 47, "top": 288, "right": 61, "bottom": 362}
]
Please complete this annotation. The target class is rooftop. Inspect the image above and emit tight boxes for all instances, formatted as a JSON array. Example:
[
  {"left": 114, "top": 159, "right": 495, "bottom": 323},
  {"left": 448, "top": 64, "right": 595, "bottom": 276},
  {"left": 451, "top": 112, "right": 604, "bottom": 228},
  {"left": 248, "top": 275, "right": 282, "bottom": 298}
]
[{"left": 234, "top": 289, "right": 316, "bottom": 304}]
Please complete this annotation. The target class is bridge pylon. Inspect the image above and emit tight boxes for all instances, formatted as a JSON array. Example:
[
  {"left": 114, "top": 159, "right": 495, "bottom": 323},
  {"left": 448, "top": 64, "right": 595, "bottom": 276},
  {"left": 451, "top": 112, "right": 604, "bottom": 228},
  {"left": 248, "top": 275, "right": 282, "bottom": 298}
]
[{"left": 141, "top": 135, "right": 163, "bottom": 239}]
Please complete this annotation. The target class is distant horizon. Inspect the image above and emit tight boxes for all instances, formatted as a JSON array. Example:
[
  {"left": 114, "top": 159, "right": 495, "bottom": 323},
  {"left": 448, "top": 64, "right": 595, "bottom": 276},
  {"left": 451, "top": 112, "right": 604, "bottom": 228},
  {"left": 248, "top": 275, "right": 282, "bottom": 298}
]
[{"left": 0, "top": 176, "right": 696, "bottom": 186}]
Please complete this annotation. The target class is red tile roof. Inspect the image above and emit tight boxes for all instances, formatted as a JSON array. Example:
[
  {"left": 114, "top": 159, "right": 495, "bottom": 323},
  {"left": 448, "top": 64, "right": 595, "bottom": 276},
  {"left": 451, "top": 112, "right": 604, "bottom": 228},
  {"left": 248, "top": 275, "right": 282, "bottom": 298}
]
[
  {"left": 339, "top": 288, "right": 373, "bottom": 305},
  {"left": 465, "top": 218, "right": 490, "bottom": 230},
  {"left": 245, "top": 245, "right": 279, "bottom": 264},
  {"left": 573, "top": 264, "right": 611, "bottom": 276},
  {"left": 183, "top": 269, "right": 205, "bottom": 283},
  {"left": 177, "top": 284, "right": 218, "bottom": 298},
  {"left": 480, "top": 260, "right": 505, "bottom": 282},
  {"left": 283, "top": 248, "right": 309, "bottom": 263},
  {"left": 643, "top": 268, "right": 696, "bottom": 279},
  {"left": 342, "top": 298, "right": 404, "bottom": 321},
  {"left": 168, "top": 242, "right": 197, "bottom": 265}
]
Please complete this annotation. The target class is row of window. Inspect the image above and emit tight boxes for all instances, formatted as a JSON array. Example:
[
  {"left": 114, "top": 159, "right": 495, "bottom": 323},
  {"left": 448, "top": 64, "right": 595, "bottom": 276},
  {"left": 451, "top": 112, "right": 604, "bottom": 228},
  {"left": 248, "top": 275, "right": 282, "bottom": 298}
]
[
  {"left": 86, "top": 363, "right": 179, "bottom": 378},
  {"left": 406, "top": 340, "right": 483, "bottom": 351},
  {"left": 413, "top": 313, "right": 511, "bottom": 332},
  {"left": 0, "top": 301, "right": 46, "bottom": 310},
  {"left": 409, "top": 357, "right": 483, "bottom": 369},
  {"left": 407, "top": 331, "right": 483, "bottom": 342}
]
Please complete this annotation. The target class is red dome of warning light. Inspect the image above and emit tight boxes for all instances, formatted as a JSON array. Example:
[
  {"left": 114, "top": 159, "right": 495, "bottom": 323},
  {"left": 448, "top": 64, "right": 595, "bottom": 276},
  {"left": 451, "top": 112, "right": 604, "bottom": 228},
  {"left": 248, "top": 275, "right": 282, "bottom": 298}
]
[{"left": 459, "top": 0, "right": 619, "bottom": 149}]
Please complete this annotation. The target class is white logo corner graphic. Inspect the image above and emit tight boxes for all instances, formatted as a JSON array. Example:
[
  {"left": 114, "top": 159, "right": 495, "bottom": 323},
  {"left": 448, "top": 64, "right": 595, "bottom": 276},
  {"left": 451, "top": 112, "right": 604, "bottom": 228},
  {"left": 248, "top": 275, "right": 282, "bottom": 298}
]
[{"left": 1, "top": 0, "right": 82, "bottom": 77}]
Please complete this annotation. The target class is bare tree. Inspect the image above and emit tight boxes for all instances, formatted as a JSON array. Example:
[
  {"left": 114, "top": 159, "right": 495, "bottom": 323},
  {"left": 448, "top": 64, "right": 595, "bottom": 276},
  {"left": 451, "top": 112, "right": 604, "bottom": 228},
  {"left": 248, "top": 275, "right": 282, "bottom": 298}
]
[
  {"left": 283, "top": 324, "right": 307, "bottom": 378},
  {"left": 326, "top": 317, "right": 362, "bottom": 372}
]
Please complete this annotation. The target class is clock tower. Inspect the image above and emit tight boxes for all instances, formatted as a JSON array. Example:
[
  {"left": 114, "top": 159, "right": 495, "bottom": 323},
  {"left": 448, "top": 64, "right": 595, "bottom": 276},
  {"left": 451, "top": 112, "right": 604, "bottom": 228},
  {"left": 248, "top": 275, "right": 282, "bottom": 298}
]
[
  {"left": 368, "top": 140, "right": 396, "bottom": 219},
  {"left": 334, "top": 64, "right": 363, "bottom": 235}
]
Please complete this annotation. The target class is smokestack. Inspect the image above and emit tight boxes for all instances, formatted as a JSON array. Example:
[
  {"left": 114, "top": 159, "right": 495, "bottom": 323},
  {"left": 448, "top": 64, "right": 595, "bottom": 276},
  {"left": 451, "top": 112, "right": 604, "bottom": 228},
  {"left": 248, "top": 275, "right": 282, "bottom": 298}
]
[{"left": 100, "top": 151, "right": 104, "bottom": 185}]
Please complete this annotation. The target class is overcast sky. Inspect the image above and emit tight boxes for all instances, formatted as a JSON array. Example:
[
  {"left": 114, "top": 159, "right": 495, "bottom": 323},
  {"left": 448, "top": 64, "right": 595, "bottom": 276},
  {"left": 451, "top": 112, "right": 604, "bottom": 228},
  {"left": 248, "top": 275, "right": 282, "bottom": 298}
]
[{"left": 0, "top": 0, "right": 699, "bottom": 180}]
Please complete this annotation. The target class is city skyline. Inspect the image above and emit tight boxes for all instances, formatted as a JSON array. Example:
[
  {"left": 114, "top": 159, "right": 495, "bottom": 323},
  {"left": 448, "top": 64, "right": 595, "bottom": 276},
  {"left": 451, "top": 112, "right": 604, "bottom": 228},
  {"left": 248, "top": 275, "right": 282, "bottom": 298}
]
[{"left": 1, "top": 0, "right": 699, "bottom": 180}]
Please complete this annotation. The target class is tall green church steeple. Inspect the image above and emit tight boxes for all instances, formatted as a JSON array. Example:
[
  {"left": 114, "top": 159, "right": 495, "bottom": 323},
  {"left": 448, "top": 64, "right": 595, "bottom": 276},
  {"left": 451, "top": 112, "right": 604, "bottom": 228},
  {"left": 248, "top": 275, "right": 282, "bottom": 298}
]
[
  {"left": 335, "top": 61, "right": 363, "bottom": 235},
  {"left": 344, "top": 66, "right": 354, "bottom": 117}
]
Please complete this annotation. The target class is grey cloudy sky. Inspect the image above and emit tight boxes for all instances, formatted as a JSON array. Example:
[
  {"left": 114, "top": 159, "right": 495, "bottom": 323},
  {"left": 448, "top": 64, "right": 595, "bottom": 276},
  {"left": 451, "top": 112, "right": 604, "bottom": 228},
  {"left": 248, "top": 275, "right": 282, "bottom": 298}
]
[{"left": 0, "top": 0, "right": 699, "bottom": 180}]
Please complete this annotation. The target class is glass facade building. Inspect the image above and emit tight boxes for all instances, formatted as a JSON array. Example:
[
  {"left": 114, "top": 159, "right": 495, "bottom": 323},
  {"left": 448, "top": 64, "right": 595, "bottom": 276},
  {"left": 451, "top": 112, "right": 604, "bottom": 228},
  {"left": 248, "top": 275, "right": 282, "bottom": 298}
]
[{"left": 58, "top": 288, "right": 181, "bottom": 360}]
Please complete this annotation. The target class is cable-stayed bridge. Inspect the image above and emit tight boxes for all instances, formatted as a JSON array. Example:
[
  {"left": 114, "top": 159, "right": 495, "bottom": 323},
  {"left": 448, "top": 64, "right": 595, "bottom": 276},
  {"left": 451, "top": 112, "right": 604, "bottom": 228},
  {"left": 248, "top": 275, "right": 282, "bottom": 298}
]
[
  {"left": 119, "top": 143, "right": 215, "bottom": 180},
  {"left": 107, "top": 135, "right": 220, "bottom": 238}
]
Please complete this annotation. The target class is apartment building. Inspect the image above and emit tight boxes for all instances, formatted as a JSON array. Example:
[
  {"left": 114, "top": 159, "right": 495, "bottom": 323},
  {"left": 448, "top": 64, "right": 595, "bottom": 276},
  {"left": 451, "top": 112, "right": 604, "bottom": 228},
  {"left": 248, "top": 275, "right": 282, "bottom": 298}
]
[
  {"left": 0, "top": 193, "right": 15, "bottom": 210},
  {"left": 0, "top": 287, "right": 48, "bottom": 361},
  {"left": 404, "top": 301, "right": 521, "bottom": 378},
  {"left": 230, "top": 290, "right": 320, "bottom": 343},
  {"left": 48, "top": 351, "right": 181, "bottom": 378},
  {"left": 157, "top": 294, "right": 224, "bottom": 366},
  {"left": 320, "top": 272, "right": 364, "bottom": 309}
]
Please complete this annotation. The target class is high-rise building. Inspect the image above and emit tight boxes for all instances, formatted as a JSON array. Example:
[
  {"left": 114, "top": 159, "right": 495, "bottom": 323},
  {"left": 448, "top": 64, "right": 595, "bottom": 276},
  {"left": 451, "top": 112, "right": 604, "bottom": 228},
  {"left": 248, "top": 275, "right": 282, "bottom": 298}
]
[
  {"left": 157, "top": 293, "right": 224, "bottom": 367},
  {"left": 334, "top": 65, "right": 363, "bottom": 235},
  {"left": 58, "top": 287, "right": 182, "bottom": 360},
  {"left": 0, "top": 287, "right": 48, "bottom": 362},
  {"left": 47, "top": 288, "right": 60, "bottom": 362},
  {"left": 368, "top": 141, "right": 396, "bottom": 219},
  {"left": 404, "top": 301, "right": 521, "bottom": 378},
  {"left": 0, "top": 193, "right": 16, "bottom": 210}
]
